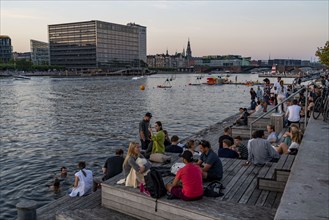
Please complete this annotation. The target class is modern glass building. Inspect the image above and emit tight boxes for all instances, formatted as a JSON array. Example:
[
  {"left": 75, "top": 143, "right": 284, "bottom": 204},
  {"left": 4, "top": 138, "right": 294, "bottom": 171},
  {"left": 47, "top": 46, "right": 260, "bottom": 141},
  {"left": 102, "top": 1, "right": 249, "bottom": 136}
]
[
  {"left": 0, "top": 35, "right": 13, "bottom": 63},
  {"left": 30, "top": 39, "right": 49, "bottom": 65},
  {"left": 48, "top": 20, "right": 146, "bottom": 70}
]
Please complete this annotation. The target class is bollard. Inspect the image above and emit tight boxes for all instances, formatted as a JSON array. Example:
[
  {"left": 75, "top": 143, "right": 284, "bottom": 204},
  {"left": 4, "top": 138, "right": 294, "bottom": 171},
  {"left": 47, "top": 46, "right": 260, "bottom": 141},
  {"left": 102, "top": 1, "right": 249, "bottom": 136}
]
[{"left": 16, "top": 200, "right": 37, "bottom": 220}]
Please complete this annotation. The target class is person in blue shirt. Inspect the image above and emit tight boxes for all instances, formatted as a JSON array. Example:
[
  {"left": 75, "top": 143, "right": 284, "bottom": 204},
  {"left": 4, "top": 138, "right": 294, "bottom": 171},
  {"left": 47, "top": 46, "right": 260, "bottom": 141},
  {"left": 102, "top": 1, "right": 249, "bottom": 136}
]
[{"left": 218, "top": 139, "right": 239, "bottom": 159}]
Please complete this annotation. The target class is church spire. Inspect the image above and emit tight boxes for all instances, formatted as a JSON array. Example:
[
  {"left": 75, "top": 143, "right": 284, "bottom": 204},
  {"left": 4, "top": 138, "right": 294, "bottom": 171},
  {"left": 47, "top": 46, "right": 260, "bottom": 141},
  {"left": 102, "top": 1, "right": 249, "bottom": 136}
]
[{"left": 186, "top": 38, "right": 192, "bottom": 59}]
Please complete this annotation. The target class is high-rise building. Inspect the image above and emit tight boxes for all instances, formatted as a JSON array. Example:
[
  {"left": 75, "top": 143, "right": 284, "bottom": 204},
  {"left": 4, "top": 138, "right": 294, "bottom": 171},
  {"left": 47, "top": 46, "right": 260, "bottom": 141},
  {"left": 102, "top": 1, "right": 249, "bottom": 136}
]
[
  {"left": 0, "top": 35, "right": 13, "bottom": 63},
  {"left": 30, "top": 39, "right": 49, "bottom": 65},
  {"left": 48, "top": 20, "right": 147, "bottom": 70}
]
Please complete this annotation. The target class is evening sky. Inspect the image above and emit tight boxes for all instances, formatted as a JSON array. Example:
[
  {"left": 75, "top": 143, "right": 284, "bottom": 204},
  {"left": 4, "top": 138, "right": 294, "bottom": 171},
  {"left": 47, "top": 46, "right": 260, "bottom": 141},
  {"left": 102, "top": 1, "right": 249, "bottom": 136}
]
[{"left": 0, "top": 0, "right": 328, "bottom": 60}]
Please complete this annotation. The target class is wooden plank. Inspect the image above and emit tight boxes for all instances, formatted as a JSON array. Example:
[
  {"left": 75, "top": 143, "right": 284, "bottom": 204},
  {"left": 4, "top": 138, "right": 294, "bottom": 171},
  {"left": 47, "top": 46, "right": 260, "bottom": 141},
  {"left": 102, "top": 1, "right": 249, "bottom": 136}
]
[
  {"left": 282, "top": 155, "right": 295, "bottom": 170},
  {"left": 102, "top": 178, "right": 276, "bottom": 220},
  {"left": 276, "top": 171, "right": 290, "bottom": 182},
  {"left": 264, "top": 191, "right": 277, "bottom": 208},
  {"left": 255, "top": 190, "right": 270, "bottom": 207},
  {"left": 102, "top": 186, "right": 217, "bottom": 220},
  {"left": 247, "top": 188, "right": 263, "bottom": 206},
  {"left": 221, "top": 160, "right": 245, "bottom": 188},
  {"left": 230, "top": 166, "right": 262, "bottom": 203},
  {"left": 274, "top": 155, "right": 288, "bottom": 170},
  {"left": 272, "top": 192, "right": 283, "bottom": 209},
  {"left": 258, "top": 179, "right": 286, "bottom": 192},
  {"left": 222, "top": 164, "right": 257, "bottom": 201},
  {"left": 245, "top": 164, "right": 273, "bottom": 205}
]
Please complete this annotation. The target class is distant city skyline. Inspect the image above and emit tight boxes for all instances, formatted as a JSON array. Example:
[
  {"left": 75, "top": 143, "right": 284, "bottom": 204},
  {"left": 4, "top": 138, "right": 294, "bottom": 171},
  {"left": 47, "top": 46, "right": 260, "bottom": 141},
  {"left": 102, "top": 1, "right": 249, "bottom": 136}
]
[{"left": 1, "top": 1, "right": 328, "bottom": 60}]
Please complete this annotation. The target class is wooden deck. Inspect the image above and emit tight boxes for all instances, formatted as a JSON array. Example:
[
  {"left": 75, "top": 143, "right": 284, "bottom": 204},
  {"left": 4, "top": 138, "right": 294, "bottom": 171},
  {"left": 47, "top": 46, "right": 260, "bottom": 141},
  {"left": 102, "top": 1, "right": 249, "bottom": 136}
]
[{"left": 102, "top": 157, "right": 281, "bottom": 220}]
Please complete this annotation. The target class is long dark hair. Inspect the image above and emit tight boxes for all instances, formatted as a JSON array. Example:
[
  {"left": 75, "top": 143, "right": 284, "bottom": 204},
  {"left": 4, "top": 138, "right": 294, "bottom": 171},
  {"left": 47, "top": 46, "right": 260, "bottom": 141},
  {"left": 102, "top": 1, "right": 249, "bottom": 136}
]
[
  {"left": 155, "top": 121, "right": 163, "bottom": 131},
  {"left": 78, "top": 161, "right": 87, "bottom": 177}
]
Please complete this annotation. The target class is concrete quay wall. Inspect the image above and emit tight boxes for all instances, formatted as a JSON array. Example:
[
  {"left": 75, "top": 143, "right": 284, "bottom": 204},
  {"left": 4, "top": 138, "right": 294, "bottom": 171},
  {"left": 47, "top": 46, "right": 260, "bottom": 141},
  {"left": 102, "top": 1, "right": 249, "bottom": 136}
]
[{"left": 275, "top": 117, "right": 329, "bottom": 220}]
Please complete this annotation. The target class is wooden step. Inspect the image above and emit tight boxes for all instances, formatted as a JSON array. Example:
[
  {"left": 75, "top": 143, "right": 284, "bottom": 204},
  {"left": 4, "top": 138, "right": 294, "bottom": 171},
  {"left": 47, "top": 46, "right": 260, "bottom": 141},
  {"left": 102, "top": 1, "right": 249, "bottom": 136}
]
[
  {"left": 56, "top": 207, "right": 138, "bottom": 220},
  {"left": 257, "top": 179, "right": 287, "bottom": 192}
]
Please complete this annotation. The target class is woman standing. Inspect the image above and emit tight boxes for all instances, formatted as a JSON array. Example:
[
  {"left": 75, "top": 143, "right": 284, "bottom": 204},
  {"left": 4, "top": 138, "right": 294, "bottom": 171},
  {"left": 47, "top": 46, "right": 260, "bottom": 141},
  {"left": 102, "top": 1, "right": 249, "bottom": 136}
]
[
  {"left": 69, "top": 161, "right": 93, "bottom": 197},
  {"left": 149, "top": 121, "right": 165, "bottom": 154}
]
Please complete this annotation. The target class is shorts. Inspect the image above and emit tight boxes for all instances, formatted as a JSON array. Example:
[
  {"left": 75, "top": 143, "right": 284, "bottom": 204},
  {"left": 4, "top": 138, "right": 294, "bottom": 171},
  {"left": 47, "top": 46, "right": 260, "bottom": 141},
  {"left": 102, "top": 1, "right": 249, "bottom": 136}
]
[
  {"left": 206, "top": 172, "right": 222, "bottom": 181},
  {"left": 170, "top": 186, "right": 203, "bottom": 201}
]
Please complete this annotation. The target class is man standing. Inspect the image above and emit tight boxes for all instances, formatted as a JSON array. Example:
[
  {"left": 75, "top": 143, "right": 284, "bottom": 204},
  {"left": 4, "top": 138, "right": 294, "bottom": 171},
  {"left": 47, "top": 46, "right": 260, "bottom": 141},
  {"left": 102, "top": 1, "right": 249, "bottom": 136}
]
[
  {"left": 93, "top": 149, "right": 124, "bottom": 191},
  {"left": 273, "top": 77, "right": 282, "bottom": 110},
  {"left": 139, "top": 112, "right": 152, "bottom": 150},
  {"left": 197, "top": 140, "right": 223, "bottom": 181}
]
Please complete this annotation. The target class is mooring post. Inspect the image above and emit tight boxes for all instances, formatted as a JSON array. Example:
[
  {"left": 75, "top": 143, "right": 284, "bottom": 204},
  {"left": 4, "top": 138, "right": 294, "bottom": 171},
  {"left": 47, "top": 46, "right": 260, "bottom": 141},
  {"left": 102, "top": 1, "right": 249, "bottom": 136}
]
[{"left": 16, "top": 200, "right": 37, "bottom": 220}]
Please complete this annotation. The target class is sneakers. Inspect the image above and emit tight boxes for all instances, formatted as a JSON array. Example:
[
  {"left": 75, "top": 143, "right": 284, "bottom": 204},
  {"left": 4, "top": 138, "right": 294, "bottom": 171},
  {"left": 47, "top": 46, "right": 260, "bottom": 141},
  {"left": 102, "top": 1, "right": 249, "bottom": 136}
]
[{"left": 139, "top": 183, "right": 150, "bottom": 196}]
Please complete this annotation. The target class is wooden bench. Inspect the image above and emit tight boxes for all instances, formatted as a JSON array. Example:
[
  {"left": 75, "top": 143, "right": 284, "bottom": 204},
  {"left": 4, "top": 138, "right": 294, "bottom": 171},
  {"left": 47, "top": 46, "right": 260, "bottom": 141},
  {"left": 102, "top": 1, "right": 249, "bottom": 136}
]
[
  {"left": 257, "top": 155, "right": 296, "bottom": 192},
  {"left": 102, "top": 158, "right": 278, "bottom": 220}
]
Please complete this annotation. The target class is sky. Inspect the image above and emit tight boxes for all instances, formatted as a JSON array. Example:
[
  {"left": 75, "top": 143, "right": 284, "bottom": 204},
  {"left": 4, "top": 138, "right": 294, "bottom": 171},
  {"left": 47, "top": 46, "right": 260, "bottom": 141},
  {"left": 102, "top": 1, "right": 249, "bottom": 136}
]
[{"left": 0, "top": 0, "right": 328, "bottom": 60}]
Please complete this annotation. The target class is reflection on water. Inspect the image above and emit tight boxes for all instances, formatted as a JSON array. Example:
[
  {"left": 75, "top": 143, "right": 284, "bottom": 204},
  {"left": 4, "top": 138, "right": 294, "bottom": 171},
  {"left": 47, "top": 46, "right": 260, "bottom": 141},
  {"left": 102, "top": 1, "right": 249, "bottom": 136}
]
[{"left": 0, "top": 73, "right": 280, "bottom": 219}]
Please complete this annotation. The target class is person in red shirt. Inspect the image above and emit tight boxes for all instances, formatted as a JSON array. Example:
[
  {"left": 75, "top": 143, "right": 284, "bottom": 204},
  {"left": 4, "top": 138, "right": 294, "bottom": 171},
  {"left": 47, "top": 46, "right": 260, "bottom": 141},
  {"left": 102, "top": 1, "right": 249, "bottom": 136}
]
[{"left": 166, "top": 151, "right": 203, "bottom": 201}]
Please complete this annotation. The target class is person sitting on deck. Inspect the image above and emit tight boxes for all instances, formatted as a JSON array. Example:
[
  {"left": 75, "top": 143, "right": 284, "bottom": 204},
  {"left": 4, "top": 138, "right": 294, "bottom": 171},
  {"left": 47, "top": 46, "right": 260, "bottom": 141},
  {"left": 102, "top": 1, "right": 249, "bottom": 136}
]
[
  {"left": 197, "top": 140, "right": 223, "bottom": 181},
  {"left": 163, "top": 130, "right": 171, "bottom": 147},
  {"left": 218, "top": 139, "right": 239, "bottom": 159},
  {"left": 166, "top": 150, "right": 203, "bottom": 201},
  {"left": 68, "top": 161, "right": 93, "bottom": 197},
  {"left": 234, "top": 108, "right": 250, "bottom": 126},
  {"left": 123, "top": 142, "right": 152, "bottom": 188},
  {"left": 285, "top": 99, "right": 301, "bottom": 126},
  {"left": 266, "top": 125, "right": 278, "bottom": 144},
  {"left": 245, "top": 130, "right": 280, "bottom": 166},
  {"left": 93, "top": 149, "right": 124, "bottom": 192},
  {"left": 165, "top": 135, "right": 183, "bottom": 153},
  {"left": 231, "top": 136, "right": 248, "bottom": 160},
  {"left": 218, "top": 127, "right": 234, "bottom": 150},
  {"left": 275, "top": 129, "right": 303, "bottom": 155}
]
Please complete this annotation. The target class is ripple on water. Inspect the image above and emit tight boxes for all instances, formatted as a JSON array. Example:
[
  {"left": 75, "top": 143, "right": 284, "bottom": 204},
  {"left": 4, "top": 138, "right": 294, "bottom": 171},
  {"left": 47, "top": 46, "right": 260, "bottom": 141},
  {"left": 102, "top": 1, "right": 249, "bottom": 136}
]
[{"left": 0, "top": 74, "right": 253, "bottom": 219}]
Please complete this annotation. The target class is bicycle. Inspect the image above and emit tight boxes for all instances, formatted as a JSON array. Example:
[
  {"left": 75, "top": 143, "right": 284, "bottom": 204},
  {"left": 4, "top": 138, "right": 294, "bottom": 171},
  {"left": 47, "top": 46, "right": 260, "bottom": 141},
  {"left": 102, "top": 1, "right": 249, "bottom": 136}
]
[{"left": 312, "top": 87, "right": 329, "bottom": 120}]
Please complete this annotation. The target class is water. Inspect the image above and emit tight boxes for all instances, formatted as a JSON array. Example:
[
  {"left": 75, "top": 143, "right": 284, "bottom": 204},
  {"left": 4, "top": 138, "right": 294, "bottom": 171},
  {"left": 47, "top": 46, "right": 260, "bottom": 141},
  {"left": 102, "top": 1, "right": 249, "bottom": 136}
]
[{"left": 0, "top": 73, "right": 290, "bottom": 219}]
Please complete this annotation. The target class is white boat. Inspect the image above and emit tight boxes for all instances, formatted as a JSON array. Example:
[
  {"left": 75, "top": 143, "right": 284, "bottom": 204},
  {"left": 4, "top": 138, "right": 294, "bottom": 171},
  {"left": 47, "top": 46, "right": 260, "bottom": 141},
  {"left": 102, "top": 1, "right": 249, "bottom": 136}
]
[
  {"left": 14, "top": 75, "right": 31, "bottom": 80},
  {"left": 132, "top": 76, "right": 144, "bottom": 80}
]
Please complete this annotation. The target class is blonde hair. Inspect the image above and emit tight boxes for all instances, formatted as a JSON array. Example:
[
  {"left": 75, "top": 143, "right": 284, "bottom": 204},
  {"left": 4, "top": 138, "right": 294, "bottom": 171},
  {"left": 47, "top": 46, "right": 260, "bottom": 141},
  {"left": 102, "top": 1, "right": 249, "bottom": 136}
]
[
  {"left": 123, "top": 141, "right": 140, "bottom": 167},
  {"left": 291, "top": 130, "right": 302, "bottom": 144}
]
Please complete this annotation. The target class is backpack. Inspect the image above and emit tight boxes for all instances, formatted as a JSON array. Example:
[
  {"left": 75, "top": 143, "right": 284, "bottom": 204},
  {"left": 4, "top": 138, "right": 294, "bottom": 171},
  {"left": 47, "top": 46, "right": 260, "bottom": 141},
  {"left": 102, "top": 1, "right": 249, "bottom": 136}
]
[
  {"left": 144, "top": 167, "right": 167, "bottom": 211},
  {"left": 204, "top": 181, "right": 225, "bottom": 197}
]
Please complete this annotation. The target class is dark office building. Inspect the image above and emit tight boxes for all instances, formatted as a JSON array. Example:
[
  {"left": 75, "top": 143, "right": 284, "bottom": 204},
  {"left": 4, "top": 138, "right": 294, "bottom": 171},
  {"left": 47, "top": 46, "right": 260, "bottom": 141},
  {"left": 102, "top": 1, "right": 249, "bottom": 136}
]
[
  {"left": 268, "top": 59, "right": 302, "bottom": 66},
  {"left": 0, "top": 35, "right": 13, "bottom": 63},
  {"left": 48, "top": 20, "right": 146, "bottom": 70}
]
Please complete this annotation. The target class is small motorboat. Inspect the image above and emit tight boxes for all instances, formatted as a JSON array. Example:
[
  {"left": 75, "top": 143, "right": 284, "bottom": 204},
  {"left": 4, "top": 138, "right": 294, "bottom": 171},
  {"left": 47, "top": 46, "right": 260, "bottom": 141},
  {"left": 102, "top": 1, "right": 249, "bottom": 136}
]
[
  {"left": 14, "top": 75, "right": 31, "bottom": 80},
  {"left": 132, "top": 76, "right": 144, "bottom": 80}
]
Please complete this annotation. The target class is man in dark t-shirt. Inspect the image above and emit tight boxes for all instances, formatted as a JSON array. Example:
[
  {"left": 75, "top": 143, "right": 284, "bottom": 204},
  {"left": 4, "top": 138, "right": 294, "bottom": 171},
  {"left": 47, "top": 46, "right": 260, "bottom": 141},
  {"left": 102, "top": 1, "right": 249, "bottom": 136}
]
[
  {"left": 218, "top": 127, "right": 234, "bottom": 150},
  {"left": 165, "top": 135, "right": 183, "bottom": 153},
  {"left": 93, "top": 149, "right": 124, "bottom": 191},
  {"left": 197, "top": 140, "right": 223, "bottom": 181},
  {"left": 139, "top": 112, "right": 152, "bottom": 150}
]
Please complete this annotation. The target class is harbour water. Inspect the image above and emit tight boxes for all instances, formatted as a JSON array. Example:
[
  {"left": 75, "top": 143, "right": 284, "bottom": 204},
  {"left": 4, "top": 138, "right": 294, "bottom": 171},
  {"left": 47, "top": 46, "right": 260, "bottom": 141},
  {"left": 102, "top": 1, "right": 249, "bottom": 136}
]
[{"left": 0, "top": 73, "right": 292, "bottom": 219}]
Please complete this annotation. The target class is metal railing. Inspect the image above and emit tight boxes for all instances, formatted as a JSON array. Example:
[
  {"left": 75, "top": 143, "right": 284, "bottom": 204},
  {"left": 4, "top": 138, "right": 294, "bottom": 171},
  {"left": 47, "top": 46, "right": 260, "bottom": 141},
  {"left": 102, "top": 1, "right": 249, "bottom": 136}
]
[{"left": 249, "top": 86, "right": 308, "bottom": 138}]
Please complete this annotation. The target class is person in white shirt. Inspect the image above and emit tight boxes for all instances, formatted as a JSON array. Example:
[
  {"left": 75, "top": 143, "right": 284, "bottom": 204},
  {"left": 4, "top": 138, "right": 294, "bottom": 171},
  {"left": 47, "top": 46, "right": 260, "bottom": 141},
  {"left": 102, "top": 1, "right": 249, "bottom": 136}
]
[
  {"left": 285, "top": 99, "right": 301, "bottom": 126},
  {"left": 69, "top": 161, "right": 93, "bottom": 197},
  {"left": 273, "top": 77, "right": 281, "bottom": 107},
  {"left": 277, "top": 80, "right": 287, "bottom": 113}
]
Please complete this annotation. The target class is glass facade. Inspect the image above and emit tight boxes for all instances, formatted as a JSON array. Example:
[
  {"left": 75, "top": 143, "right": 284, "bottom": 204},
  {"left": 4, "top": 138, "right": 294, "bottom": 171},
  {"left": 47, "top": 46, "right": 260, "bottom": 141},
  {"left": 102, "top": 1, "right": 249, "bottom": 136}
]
[
  {"left": 0, "top": 35, "right": 13, "bottom": 63},
  {"left": 30, "top": 39, "right": 49, "bottom": 65},
  {"left": 48, "top": 20, "right": 146, "bottom": 70}
]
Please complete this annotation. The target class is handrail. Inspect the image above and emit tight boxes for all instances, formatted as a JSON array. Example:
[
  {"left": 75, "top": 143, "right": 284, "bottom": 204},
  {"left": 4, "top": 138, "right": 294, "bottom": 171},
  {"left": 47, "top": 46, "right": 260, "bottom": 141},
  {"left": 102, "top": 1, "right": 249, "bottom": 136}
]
[{"left": 249, "top": 86, "right": 307, "bottom": 138}]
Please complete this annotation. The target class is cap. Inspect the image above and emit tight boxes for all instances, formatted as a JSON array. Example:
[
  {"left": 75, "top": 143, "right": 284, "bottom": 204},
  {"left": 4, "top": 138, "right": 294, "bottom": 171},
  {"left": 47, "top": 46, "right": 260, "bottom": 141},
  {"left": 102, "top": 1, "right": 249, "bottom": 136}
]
[
  {"left": 179, "top": 150, "right": 193, "bottom": 162},
  {"left": 145, "top": 112, "right": 152, "bottom": 118}
]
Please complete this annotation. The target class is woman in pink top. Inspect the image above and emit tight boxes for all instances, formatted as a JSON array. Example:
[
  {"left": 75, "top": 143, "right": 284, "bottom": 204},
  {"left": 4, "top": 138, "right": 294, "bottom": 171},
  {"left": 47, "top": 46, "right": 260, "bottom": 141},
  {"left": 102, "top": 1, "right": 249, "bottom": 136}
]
[{"left": 166, "top": 151, "right": 203, "bottom": 201}]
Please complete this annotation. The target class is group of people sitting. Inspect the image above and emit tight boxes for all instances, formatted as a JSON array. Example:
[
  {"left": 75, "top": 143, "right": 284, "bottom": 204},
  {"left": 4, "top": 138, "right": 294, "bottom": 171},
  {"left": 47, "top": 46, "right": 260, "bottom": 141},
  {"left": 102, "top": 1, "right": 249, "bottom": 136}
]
[{"left": 64, "top": 99, "right": 306, "bottom": 201}]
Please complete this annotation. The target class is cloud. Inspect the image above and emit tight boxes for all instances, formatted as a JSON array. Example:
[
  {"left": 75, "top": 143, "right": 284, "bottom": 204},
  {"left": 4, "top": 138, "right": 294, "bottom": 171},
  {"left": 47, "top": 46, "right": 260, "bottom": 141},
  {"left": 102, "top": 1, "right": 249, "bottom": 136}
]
[{"left": 1, "top": 9, "right": 42, "bottom": 20}]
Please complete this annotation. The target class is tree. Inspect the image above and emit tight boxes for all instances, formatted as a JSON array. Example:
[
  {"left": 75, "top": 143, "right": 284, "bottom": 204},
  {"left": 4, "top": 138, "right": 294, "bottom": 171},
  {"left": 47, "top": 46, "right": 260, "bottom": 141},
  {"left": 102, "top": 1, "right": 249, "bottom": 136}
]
[{"left": 315, "top": 41, "right": 329, "bottom": 67}]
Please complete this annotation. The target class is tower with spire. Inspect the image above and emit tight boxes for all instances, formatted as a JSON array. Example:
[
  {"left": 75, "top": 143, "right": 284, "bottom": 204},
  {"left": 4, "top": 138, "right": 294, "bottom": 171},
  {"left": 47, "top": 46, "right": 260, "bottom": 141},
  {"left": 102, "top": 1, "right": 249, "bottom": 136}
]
[{"left": 186, "top": 38, "right": 192, "bottom": 59}]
